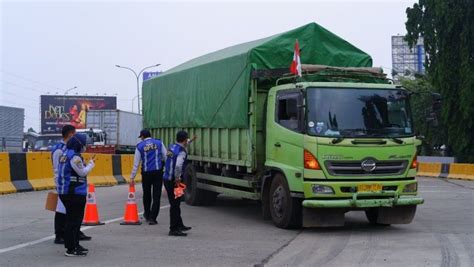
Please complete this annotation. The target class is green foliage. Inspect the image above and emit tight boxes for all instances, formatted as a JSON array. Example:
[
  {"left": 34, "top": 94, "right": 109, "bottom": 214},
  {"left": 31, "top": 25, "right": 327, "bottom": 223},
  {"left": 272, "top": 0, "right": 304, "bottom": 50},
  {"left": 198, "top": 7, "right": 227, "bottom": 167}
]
[
  {"left": 405, "top": 0, "right": 474, "bottom": 162},
  {"left": 400, "top": 77, "right": 443, "bottom": 156},
  {"left": 27, "top": 127, "right": 36, "bottom": 133}
]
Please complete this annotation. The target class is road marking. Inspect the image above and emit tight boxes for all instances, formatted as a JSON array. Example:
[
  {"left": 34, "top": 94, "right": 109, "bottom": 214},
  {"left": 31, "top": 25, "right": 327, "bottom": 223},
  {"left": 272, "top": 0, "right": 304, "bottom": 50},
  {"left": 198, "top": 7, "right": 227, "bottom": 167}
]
[{"left": 0, "top": 205, "right": 170, "bottom": 254}]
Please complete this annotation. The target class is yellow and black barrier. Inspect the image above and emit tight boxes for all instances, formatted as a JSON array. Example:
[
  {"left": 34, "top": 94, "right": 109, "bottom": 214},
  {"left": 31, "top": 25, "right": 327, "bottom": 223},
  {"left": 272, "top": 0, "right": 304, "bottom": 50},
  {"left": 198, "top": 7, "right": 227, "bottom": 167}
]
[
  {"left": 417, "top": 162, "right": 474, "bottom": 181},
  {"left": 0, "top": 152, "right": 142, "bottom": 195}
]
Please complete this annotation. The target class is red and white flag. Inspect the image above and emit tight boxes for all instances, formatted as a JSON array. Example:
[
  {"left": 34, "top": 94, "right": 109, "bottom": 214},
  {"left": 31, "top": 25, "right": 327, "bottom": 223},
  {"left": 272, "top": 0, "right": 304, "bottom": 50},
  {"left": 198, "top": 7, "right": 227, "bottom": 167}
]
[{"left": 290, "top": 39, "right": 302, "bottom": 77}]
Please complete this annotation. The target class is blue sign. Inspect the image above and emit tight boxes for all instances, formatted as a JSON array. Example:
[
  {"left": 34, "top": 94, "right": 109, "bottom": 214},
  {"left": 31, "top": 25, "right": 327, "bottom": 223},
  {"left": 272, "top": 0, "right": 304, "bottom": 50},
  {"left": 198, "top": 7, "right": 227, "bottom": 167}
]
[{"left": 143, "top": 71, "right": 161, "bottom": 81}]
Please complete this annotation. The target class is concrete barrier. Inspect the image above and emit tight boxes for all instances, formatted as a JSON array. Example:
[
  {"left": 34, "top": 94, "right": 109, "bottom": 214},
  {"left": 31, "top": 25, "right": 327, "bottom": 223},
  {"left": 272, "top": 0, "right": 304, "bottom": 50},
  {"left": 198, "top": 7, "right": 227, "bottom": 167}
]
[
  {"left": 0, "top": 152, "right": 144, "bottom": 195},
  {"left": 120, "top": 154, "right": 142, "bottom": 184},
  {"left": 417, "top": 162, "right": 474, "bottom": 181},
  {"left": 0, "top": 153, "right": 16, "bottom": 194},
  {"left": 25, "top": 152, "right": 55, "bottom": 191},
  {"left": 447, "top": 164, "right": 474, "bottom": 181},
  {"left": 82, "top": 154, "right": 118, "bottom": 186},
  {"left": 417, "top": 162, "right": 441, "bottom": 177}
]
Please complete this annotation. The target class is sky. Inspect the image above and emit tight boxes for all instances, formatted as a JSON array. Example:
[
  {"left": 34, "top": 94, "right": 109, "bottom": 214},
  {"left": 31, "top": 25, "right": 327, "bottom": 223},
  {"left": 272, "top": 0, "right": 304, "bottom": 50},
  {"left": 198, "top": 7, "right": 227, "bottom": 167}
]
[{"left": 0, "top": 0, "right": 416, "bottom": 131}]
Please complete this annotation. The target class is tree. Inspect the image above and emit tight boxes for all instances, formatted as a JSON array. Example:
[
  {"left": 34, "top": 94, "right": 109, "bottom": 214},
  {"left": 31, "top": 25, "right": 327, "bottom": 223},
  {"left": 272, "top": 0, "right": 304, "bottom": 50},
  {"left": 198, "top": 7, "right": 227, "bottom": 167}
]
[
  {"left": 27, "top": 127, "right": 36, "bottom": 133},
  {"left": 400, "top": 77, "right": 444, "bottom": 156},
  {"left": 405, "top": 0, "right": 474, "bottom": 162}
]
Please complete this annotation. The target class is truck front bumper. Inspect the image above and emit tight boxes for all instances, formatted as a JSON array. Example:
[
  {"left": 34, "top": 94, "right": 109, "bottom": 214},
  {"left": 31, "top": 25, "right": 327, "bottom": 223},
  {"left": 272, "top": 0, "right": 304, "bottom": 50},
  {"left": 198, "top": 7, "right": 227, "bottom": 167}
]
[{"left": 302, "top": 191, "right": 424, "bottom": 209}]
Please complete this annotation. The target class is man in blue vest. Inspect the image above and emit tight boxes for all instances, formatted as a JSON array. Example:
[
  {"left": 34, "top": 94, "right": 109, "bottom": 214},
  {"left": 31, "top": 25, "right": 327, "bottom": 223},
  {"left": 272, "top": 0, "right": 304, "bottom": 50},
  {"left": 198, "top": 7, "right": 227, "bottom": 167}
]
[
  {"left": 131, "top": 129, "right": 168, "bottom": 225},
  {"left": 163, "top": 131, "right": 196, "bottom": 236},
  {"left": 52, "top": 125, "right": 91, "bottom": 244}
]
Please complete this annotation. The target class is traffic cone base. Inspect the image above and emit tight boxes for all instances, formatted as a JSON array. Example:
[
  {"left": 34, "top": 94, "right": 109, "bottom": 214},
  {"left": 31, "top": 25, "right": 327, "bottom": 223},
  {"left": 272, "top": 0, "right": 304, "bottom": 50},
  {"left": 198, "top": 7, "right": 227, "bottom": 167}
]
[
  {"left": 83, "top": 184, "right": 104, "bottom": 226},
  {"left": 120, "top": 184, "right": 141, "bottom": 225}
]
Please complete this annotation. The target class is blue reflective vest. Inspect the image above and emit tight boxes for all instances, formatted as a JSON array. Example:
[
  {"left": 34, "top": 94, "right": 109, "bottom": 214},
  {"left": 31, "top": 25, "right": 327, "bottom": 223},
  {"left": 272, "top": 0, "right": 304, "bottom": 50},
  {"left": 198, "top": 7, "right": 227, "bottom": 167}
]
[
  {"left": 137, "top": 138, "right": 164, "bottom": 173},
  {"left": 57, "top": 149, "right": 87, "bottom": 195},
  {"left": 51, "top": 142, "right": 66, "bottom": 162},
  {"left": 163, "top": 143, "right": 187, "bottom": 181}
]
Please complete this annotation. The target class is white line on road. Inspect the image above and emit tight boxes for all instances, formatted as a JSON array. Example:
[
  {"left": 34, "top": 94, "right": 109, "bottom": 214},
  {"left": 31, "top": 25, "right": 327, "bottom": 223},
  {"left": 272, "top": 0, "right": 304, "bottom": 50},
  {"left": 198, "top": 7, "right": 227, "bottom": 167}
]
[{"left": 0, "top": 205, "right": 170, "bottom": 254}]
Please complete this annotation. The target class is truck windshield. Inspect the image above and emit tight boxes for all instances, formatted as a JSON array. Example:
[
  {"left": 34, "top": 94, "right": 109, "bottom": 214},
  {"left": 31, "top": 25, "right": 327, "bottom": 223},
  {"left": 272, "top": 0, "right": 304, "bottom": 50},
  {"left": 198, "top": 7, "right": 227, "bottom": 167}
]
[{"left": 306, "top": 88, "right": 414, "bottom": 138}]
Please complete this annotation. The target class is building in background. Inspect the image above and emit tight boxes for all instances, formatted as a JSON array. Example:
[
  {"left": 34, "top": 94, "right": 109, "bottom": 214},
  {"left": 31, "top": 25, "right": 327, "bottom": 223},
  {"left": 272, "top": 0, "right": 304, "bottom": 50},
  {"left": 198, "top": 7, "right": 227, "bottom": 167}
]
[
  {"left": 40, "top": 95, "right": 117, "bottom": 134},
  {"left": 0, "top": 106, "right": 24, "bottom": 152},
  {"left": 391, "top": 35, "right": 425, "bottom": 79}
]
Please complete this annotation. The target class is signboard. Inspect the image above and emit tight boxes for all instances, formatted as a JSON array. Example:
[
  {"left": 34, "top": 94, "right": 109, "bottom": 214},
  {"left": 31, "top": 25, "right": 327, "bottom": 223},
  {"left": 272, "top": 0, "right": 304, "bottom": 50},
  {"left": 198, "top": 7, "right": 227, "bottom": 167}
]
[
  {"left": 143, "top": 71, "right": 161, "bottom": 81},
  {"left": 40, "top": 95, "right": 117, "bottom": 134}
]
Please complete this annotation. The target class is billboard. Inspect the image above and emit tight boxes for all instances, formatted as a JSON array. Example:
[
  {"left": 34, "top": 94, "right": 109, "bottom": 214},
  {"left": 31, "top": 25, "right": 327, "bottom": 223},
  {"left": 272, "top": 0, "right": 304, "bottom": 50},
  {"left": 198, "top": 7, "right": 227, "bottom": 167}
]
[{"left": 40, "top": 95, "right": 117, "bottom": 134}]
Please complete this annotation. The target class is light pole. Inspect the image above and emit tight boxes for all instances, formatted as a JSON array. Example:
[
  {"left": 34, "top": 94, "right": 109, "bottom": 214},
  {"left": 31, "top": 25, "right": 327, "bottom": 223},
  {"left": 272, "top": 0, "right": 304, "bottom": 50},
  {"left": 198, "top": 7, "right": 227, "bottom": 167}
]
[
  {"left": 131, "top": 95, "right": 138, "bottom": 113},
  {"left": 115, "top": 64, "right": 160, "bottom": 114},
  {"left": 64, "top": 86, "right": 77, "bottom": 95}
]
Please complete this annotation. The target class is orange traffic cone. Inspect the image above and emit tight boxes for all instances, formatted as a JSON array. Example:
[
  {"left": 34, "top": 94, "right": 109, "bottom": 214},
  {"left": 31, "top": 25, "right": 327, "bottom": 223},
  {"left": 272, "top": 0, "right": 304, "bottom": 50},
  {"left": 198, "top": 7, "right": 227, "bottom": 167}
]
[
  {"left": 83, "top": 184, "right": 105, "bottom": 226},
  {"left": 120, "top": 184, "right": 142, "bottom": 225}
]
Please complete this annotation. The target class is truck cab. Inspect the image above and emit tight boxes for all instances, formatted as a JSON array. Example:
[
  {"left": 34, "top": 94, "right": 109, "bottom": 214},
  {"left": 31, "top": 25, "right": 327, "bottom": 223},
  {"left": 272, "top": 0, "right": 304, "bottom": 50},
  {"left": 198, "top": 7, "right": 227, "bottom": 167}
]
[
  {"left": 264, "top": 80, "right": 423, "bottom": 228},
  {"left": 76, "top": 128, "right": 107, "bottom": 145}
]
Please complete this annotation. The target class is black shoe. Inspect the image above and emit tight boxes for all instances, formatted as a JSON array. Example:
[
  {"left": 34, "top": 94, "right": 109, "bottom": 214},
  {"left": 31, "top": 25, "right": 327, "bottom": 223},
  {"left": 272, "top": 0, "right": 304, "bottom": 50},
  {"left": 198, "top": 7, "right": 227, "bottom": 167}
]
[
  {"left": 79, "top": 232, "right": 92, "bottom": 241},
  {"left": 65, "top": 248, "right": 87, "bottom": 257},
  {"left": 169, "top": 230, "right": 187, "bottom": 236},
  {"left": 54, "top": 237, "right": 64, "bottom": 244},
  {"left": 148, "top": 220, "right": 158, "bottom": 225},
  {"left": 179, "top": 226, "right": 192, "bottom": 232},
  {"left": 76, "top": 245, "right": 89, "bottom": 253}
]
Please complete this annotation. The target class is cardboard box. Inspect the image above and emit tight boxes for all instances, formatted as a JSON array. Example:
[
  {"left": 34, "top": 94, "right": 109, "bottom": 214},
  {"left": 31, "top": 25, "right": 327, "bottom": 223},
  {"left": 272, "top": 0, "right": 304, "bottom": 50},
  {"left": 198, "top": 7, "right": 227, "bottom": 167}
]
[{"left": 45, "top": 191, "right": 58, "bottom": 212}]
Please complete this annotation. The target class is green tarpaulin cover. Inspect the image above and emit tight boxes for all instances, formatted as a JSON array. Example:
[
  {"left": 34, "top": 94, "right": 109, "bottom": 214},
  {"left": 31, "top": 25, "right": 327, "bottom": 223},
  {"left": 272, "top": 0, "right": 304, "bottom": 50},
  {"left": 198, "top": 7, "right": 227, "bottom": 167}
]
[{"left": 143, "top": 22, "right": 373, "bottom": 129}]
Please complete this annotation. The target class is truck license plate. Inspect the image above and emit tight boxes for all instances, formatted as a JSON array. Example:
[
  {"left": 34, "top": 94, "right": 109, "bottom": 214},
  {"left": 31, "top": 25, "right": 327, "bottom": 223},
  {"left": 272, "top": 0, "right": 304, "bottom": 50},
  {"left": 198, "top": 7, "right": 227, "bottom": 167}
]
[{"left": 358, "top": 184, "right": 382, "bottom": 192}]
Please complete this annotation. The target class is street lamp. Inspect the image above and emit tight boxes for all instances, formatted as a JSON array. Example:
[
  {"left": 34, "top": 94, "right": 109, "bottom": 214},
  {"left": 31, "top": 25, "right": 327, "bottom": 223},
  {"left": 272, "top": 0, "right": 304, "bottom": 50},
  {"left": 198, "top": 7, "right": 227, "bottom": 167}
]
[
  {"left": 64, "top": 86, "right": 78, "bottom": 95},
  {"left": 131, "top": 95, "right": 138, "bottom": 113},
  {"left": 115, "top": 64, "right": 160, "bottom": 114}
]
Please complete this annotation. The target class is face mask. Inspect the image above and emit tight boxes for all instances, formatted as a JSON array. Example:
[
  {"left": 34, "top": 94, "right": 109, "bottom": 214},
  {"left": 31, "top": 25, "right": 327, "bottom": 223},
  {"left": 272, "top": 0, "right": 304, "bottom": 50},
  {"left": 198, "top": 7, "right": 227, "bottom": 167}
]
[{"left": 81, "top": 146, "right": 87, "bottom": 153}]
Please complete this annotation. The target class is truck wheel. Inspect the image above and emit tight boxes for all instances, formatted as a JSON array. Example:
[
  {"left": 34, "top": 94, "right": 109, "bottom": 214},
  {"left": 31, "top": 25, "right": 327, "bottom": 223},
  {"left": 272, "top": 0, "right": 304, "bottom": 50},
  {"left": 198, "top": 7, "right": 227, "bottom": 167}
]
[
  {"left": 269, "top": 173, "right": 302, "bottom": 229},
  {"left": 183, "top": 165, "right": 205, "bottom": 206},
  {"left": 183, "top": 164, "right": 218, "bottom": 206}
]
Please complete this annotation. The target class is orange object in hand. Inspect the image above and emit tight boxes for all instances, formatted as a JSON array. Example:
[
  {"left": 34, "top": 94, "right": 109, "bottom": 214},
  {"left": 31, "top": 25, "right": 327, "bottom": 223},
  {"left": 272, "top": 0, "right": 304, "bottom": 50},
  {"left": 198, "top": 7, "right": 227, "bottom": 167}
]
[{"left": 174, "top": 182, "right": 186, "bottom": 199}]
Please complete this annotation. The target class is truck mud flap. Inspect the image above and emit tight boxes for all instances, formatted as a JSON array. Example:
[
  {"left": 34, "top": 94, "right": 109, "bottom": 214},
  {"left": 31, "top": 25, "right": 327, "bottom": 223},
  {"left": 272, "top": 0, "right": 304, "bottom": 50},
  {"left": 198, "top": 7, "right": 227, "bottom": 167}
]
[
  {"left": 375, "top": 205, "right": 417, "bottom": 224},
  {"left": 302, "top": 208, "right": 345, "bottom": 227}
]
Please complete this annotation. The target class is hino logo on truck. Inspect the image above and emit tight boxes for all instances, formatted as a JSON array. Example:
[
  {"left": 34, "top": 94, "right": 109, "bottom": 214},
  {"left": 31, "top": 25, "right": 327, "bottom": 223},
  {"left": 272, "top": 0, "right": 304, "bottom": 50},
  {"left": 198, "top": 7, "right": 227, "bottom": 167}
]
[{"left": 361, "top": 159, "right": 377, "bottom": 172}]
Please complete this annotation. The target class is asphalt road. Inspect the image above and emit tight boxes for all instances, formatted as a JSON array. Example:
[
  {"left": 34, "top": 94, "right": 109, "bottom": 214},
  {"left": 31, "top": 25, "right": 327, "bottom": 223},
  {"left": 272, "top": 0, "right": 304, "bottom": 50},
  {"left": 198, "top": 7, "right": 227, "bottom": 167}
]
[{"left": 0, "top": 177, "right": 472, "bottom": 267}]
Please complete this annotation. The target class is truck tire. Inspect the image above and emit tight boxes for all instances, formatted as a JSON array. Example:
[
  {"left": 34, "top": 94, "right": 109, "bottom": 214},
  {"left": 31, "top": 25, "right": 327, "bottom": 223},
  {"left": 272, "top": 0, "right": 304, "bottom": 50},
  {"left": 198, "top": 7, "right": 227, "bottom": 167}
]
[
  {"left": 269, "top": 173, "right": 302, "bottom": 229},
  {"left": 184, "top": 164, "right": 206, "bottom": 206},
  {"left": 183, "top": 164, "right": 218, "bottom": 206}
]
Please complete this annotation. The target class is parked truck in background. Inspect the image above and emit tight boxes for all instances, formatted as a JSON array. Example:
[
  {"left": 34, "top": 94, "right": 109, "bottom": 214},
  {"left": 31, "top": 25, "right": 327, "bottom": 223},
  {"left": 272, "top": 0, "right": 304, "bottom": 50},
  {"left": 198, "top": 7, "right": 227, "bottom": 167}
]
[
  {"left": 142, "top": 23, "right": 428, "bottom": 228},
  {"left": 85, "top": 110, "right": 142, "bottom": 153}
]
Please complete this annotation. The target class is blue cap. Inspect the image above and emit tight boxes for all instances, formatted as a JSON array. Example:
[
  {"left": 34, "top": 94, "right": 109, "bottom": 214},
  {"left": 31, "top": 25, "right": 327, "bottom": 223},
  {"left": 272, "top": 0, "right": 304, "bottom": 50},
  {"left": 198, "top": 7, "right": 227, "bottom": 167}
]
[
  {"left": 67, "top": 133, "right": 87, "bottom": 152},
  {"left": 139, "top": 129, "right": 151, "bottom": 138}
]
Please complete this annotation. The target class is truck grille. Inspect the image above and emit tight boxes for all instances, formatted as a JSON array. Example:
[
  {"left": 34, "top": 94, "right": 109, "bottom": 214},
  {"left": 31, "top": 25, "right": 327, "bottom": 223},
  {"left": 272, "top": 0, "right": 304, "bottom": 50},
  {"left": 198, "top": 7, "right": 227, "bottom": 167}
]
[{"left": 325, "top": 160, "right": 408, "bottom": 176}]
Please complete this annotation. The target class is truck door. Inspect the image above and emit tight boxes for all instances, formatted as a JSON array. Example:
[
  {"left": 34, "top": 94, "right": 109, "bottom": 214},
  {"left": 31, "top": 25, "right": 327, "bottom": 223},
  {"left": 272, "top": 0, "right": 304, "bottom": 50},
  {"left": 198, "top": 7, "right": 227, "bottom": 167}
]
[{"left": 266, "top": 89, "right": 305, "bottom": 186}]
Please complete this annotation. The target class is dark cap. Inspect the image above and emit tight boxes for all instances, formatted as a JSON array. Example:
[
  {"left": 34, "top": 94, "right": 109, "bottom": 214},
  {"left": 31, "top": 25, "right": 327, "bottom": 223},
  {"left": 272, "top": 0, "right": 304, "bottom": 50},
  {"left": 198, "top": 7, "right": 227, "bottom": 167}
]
[
  {"left": 176, "top": 131, "right": 188, "bottom": 143},
  {"left": 138, "top": 129, "right": 151, "bottom": 138}
]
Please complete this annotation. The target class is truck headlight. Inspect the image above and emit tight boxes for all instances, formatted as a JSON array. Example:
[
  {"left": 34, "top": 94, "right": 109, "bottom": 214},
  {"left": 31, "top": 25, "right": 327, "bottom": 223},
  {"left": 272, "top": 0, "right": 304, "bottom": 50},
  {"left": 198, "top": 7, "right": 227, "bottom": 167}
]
[
  {"left": 403, "top": 183, "right": 418, "bottom": 193},
  {"left": 312, "top": 185, "right": 334, "bottom": 194}
]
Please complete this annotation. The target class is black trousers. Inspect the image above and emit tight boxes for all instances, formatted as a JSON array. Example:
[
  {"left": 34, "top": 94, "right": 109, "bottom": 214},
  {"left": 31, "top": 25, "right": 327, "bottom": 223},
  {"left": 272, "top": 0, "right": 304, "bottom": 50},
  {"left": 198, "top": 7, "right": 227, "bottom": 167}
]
[
  {"left": 164, "top": 180, "right": 184, "bottom": 231},
  {"left": 59, "top": 194, "right": 86, "bottom": 251},
  {"left": 54, "top": 212, "right": 66, "bottom": 238},
  {"left": 141, "top": 170, "right": 163, "bottom": 221}
]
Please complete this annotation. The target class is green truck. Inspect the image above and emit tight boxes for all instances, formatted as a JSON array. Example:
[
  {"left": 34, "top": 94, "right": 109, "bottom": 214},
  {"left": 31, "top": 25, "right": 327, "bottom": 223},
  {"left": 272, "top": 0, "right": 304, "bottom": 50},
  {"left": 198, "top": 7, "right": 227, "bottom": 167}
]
[{"left": 143, "top": 23, "right": 424, "bottom": 228}]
